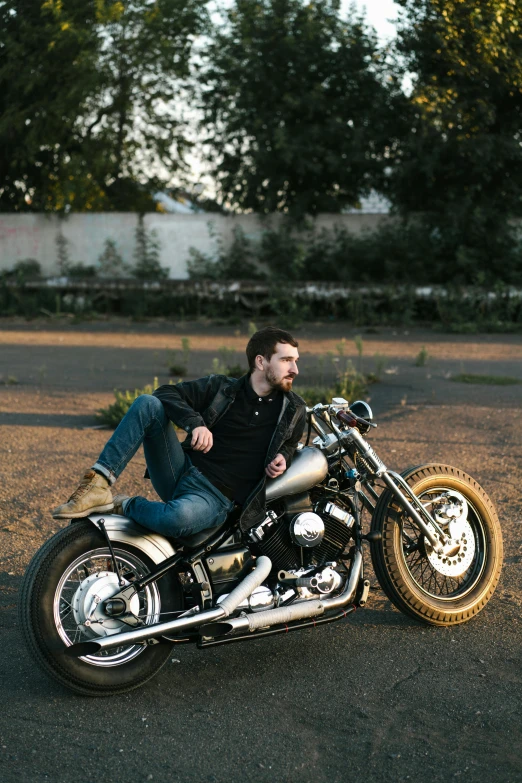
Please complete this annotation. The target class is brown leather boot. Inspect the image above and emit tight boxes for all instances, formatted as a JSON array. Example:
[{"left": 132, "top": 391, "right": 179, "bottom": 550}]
[
  {"left": 112, "top": 494, "right": 130, "bottom": 516},
  {"left": 52, "top": 470, "right": 114, "bottom": 519}
]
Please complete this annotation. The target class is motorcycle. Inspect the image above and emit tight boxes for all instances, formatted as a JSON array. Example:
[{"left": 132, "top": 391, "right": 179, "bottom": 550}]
[{"left": 19, "top": 398, "right": 503, "bottom": 695}]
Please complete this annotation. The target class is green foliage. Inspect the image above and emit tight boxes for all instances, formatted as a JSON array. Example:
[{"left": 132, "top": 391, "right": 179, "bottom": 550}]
[
  {"left": 372, "top": 353, "right": 387, "bottom": 380},
  {"left": 98, "top": 239, "right": 128, "bottom": 278},
  {"left": 132, "top": 216, "right": 168, "bottom": 280},
  {"left": 0, "top": 0, "right": 208, "bottom": 212},
  {"left": 56, "top": 232, "right": 71, "bottom": 275},
  {"left": 414, "top": 346, "right": 429, "bottom": 367},
  {"left": 209, "top": 346, "right": 247, "bottom": 377},
  {"left": 297, "top": 368, "right": 368, "bottom": 408},
  {"left": 187, "top": 225, "right": 264, "bottom": 280},
  {"left": 0, "top": 259, "right": 42, "bottom": 282},
  {"left": 68, "top": 263, "right": 98, "bottom": 278},
  {"left": 391, "top": 0, "right": 522, "bottom": 283},
  {"left": 200, "top": 0, "right": 407, "bottom": 217},
  {"left": 167, "top": 337, "right": 191, "bottom": 377},
  {"left": 0, "top": 374, "right": 18, "bottom": 385},
  {"left": 96, "top": 377, "right": 159, "bottom": 428}
]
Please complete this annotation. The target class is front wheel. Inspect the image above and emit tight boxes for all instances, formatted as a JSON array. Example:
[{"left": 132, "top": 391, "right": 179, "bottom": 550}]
[
  {"left": 370, "top": 464, "right": 503, "bottom": 626},
  {"left": 19, "top": 520, "right": 183, "bottom": 695}
]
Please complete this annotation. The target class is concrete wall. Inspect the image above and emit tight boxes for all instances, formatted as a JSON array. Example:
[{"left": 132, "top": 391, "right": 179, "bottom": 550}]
[{"left": 0, "top": 212, "right": 392, "bottom": 279}]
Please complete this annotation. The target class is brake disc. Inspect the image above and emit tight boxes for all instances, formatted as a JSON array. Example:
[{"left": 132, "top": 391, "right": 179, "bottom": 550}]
[{"left": 426, "top": 517, "right": 476, "bottom": 577}]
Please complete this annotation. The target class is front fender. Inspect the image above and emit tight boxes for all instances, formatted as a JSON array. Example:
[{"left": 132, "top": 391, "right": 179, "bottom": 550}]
[{"left": 84, "top": 513, "right": 177, "bottom": 565}]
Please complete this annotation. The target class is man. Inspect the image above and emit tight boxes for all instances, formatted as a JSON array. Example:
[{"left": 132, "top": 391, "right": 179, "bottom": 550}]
[{"left": 52, "top": 327, "right": 306, "bottom": 537}]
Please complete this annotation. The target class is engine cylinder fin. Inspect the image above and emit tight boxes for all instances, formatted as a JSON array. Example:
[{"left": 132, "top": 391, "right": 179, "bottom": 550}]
[
  {"left": 257, "top": 523, "right": 300, "bottom": 572},
  {"left": 310, "top": 516, "right": 354, "bottom": 566}
]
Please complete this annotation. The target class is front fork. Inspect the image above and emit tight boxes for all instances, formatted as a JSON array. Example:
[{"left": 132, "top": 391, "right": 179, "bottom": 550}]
[
  {"left": 381, "top": 471, "right": 447, "bottom": 553},
  {"left": 346, "top": 428, "right": 448, "bottom": 553}
]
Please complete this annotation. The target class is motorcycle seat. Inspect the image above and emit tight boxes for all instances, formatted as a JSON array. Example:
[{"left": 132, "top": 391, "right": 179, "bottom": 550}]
[{"left": 174, "top": 520, "right": 229, "bottom": 549}]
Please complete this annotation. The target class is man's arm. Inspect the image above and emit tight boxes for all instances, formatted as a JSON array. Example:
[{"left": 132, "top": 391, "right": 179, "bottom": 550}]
[{"left": 153, "top": 376, "right": 220, "bottom": 435}]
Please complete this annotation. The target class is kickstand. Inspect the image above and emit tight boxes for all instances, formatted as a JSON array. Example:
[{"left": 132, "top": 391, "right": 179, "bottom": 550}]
[{"left": 98, "top": 518, "right": 125, "bottom": 587}]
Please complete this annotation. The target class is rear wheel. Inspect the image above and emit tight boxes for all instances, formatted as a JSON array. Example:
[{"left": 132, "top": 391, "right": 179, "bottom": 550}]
[
  {"left": 19, "top": 520, "right": 183, "bottom": 695},
  {"left": 370, "top": 464, "right": 503, "bottom": 626}
]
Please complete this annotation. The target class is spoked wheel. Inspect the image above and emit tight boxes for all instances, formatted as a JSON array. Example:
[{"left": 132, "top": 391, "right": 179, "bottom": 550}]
[
  {"left": 19, "top": 520, "right": 183, "bottom": 695},
  {"left": 370, "top": 464, "right": 503, "bottom": 626}
]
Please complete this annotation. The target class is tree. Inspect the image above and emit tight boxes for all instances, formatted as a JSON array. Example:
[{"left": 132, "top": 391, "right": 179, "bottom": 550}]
[
  {"left": 391, "top": 0, "right": 522, "bottom": 283},
  {"left": 132, "top": 215, "right": 168, "bottom": 279},
  {"left": 0, "top": 0, "right": 101, "bottom": 211},
  {"left": 0, "top": 0, "right": 208, "bottom": 212},
  {"left": 199, "top": 0, "right": 407, "bottom": 217}
]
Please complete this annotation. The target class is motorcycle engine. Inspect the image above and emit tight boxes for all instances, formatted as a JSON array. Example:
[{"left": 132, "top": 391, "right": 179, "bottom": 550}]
[{"left": 250, "top": 492, "right": 355, "bottom": 573}]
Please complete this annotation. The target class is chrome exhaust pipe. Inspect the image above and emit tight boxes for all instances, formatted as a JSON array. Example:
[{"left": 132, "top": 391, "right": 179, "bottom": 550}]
[
  {"left": 201, "top": 549, "right": 363, "bottom": 638},
  {"left": 65, "top": 556, "right": 272, "bottom": 657}
]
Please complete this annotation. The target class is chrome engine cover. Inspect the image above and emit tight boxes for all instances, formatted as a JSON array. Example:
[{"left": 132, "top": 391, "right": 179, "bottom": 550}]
[{"left": 290, "top": 512, "right": 325, "bottom": 548}]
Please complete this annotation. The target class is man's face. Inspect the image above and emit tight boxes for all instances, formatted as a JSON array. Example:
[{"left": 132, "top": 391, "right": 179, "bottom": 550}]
[{"left": 260, "top": 342, "right": 299, "bottom": 392}]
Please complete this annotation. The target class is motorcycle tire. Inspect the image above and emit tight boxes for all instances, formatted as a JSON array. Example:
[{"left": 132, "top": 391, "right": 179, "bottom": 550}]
[
  {"left": 370, "top": 464, "right": 503, "bottom": 626},
  {"left": 19, "top": 520, "right": 183, "bottom": 696}
]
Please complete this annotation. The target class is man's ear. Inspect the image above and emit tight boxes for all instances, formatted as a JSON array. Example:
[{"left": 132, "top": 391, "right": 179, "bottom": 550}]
[{"left": 254, "top": 354, "right": 265, "bottom": 372}]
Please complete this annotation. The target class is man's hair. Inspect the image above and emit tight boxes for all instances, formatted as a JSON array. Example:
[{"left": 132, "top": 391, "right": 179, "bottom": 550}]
[{"left": 246, "top": 326, "right": 298, "bottom": 372}]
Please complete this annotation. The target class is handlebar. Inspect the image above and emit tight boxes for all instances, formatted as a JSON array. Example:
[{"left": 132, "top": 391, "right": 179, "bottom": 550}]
[{"left": 306, "top": 402, "right": 376, "bottom": 433}]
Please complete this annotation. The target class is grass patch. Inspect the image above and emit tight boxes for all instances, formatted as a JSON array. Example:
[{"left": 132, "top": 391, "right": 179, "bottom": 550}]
[{"left": 451, "top": 373, "right": 521, "bottom": 386}]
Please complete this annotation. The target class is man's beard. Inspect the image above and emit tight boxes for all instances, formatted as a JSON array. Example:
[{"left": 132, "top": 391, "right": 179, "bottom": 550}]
[{"left": 265, "top": 366, "right": 295, "bottom": 392}]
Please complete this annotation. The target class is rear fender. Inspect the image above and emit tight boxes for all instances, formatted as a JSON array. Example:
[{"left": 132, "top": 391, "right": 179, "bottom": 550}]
[{"left": 81, "top": 513, "right": 177, "bottom": 565}]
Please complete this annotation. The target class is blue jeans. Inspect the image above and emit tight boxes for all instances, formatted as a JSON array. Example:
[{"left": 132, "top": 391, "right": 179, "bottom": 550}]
[{"left": 93, "top": 395, "right": 234, "bottom": 538}]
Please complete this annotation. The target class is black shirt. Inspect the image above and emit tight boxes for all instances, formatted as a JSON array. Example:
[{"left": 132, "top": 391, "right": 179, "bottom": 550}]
[{"left": 189, "top": 377, "right": 283, "bottom": 504}]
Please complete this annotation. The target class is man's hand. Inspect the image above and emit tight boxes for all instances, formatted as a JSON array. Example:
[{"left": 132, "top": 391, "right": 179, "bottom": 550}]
[
  {"left": 265, "top": 453, "right": 286, "bottom": 478},
  {"left": 191, "top": 426, "right": 213, "bottom": 453}
]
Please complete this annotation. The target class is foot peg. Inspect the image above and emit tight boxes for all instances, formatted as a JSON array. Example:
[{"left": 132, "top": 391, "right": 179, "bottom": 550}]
[{"left": 362, "top": 531, "right": 382, "bottom": 542}]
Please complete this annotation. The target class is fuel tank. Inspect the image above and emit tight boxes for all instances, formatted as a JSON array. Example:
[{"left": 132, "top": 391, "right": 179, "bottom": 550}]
[{"left": 266, "top": 446, "right": 328, "bottom": 502}]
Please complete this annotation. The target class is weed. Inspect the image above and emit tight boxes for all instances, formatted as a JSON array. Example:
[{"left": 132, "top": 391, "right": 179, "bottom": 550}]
[
  {"left": 336, "top": 339, "right": 347, "bottom": 357},
  {"left": 354, "top": 334, "right": 364, "bottom": 371},
  {"left": 181, "top": 337, "right": 191, "bottom": 365},
  {"left": 0, "top": 374, "right": 18, "bottom": 385},
  {"left": 167, "top": 337, "right": 191, "bottom": 377},
  {"left": 297, "top": 387, "right": 333, "bottom": 407},
  {"left": 211, "top": 357, "right": 228, "bottom": 375},
  {"left": 373, "top": 352, "right": 387, "bottom": 380},
  {"left": 451, "top": 373, "right": 521, "bottom": 386},
  {"left": 414, "top": 346, "right": 429, "bottom": 367},
  {"left": 167, "top": 361, "right": 187, "bottom": 377},
  {"left": 334, "top": 362, "right": 367, "bottom": 401},
  {"left": 96, "top": 377, "right": 159, "bottom": 428}
]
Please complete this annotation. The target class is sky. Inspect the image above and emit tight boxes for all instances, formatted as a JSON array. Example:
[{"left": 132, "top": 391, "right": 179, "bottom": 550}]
[{"left": 343, "top": 0, "right": 401, "bottom": 43}]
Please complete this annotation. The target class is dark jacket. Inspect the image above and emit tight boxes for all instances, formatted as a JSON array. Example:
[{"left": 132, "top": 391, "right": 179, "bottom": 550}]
[{"left": 153, "top": 374, "right": 307, "bottom": 531}]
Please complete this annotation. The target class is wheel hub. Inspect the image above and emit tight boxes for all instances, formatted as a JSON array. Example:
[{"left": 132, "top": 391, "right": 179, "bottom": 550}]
[{"left": 72, "top": 571, "right": 139, "bottom": 639}]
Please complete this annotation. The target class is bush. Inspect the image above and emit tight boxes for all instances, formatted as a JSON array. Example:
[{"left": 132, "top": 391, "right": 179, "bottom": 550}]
[
  {"left": 96, "top": 378, "right": 159, "bottom": 428},
  {"left": 187, "top": 225, "right": 264, "bottom": 281},
  {"left": 186, "top": 216, "right": 522, "bottom": 288},
  {"left": 0, "top": 259, "right": 42, "bottom": 281}
]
